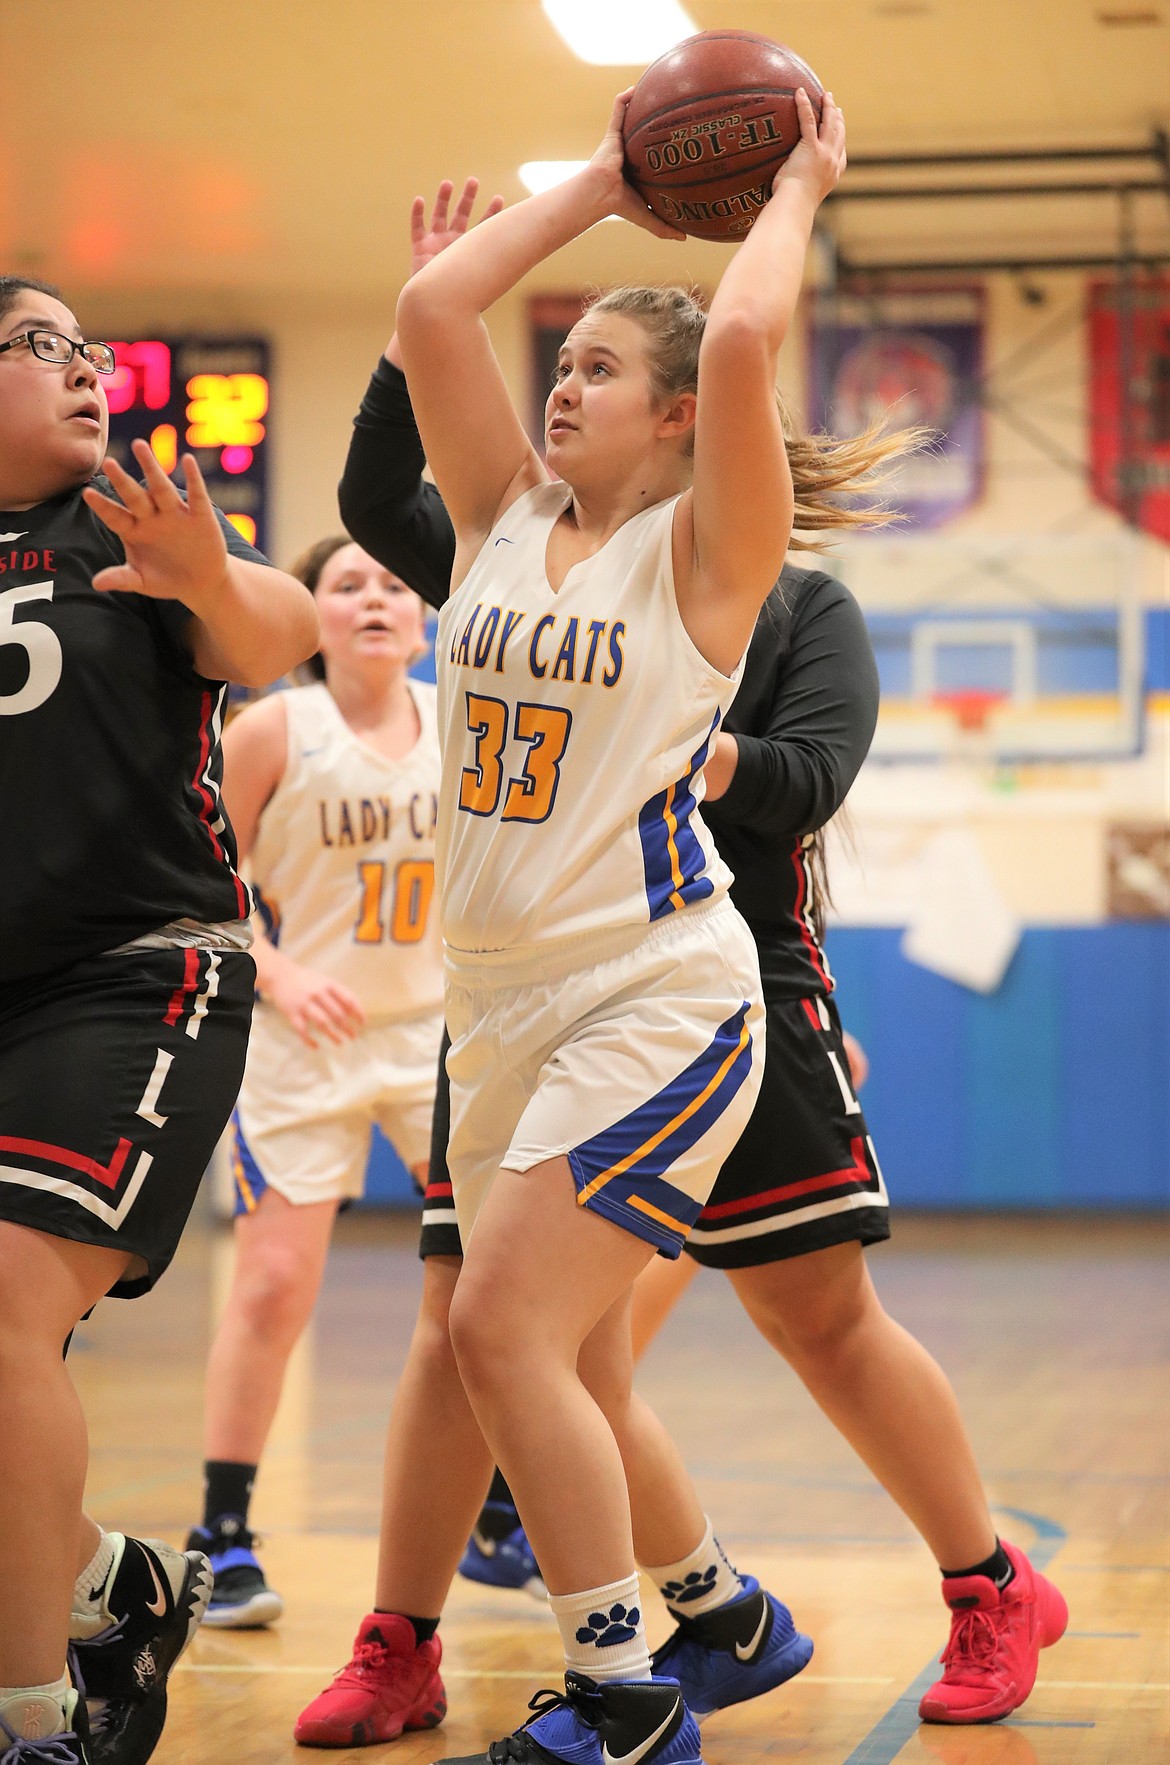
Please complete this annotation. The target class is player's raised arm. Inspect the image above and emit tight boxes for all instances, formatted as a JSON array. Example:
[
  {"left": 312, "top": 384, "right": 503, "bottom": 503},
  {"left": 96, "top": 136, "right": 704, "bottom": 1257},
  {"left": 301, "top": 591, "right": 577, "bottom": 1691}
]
[
  {"left": 340, "top": 178, "right": 503, "bottom": 607},
  {"left": 84, "top": 441, "right": 320, "bottom": 686},
  {"left": 394, "top": 94, "right": 683, "bottom": 568},
  {"left": 680, "top": 89, "right": 846, "bottom": 675}
]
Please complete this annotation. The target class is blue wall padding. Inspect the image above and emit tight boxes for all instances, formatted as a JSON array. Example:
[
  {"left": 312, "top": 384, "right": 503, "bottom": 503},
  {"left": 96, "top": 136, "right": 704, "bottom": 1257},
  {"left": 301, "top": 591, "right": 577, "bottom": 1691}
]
[
  {"left": 824, "top": 926, "right": 1170, "bottom": 1208},
  {"left": 361, "top": 924, "right": 1168, "bottom": 1212},
  {"left": 363, "top": 1130, "right": 421, "bottom": 1205},
  {"left": 1147, "top": 608, "right": 1169, "bottom": 691}
]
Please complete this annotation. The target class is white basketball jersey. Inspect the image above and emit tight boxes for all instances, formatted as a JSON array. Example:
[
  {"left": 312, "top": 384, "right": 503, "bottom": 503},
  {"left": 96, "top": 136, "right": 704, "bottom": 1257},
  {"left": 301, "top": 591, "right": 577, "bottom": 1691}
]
[
  {"left": 436, "top": 483, "right": 741, "bottom": 956},
  {"left": 249, "top": 682, "right": 443, "bottom": 1021}
]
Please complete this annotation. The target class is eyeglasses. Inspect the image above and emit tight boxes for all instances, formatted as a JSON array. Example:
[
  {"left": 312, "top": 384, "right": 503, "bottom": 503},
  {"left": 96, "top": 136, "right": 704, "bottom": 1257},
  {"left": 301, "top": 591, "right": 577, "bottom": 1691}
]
[{"left": 0, "top": 329, "right": 116, "bottom": 374}]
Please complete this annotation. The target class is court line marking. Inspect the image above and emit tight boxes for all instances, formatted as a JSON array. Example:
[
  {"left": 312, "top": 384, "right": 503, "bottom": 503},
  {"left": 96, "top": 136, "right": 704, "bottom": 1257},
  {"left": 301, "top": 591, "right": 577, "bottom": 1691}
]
[
  {"left": 86, "top": 1458, "right": 1170, "bottom": 1511},
  {"left": 173, "top": 1663, "right": 1170, "bottom": 1693},
  {"left": 1012, "top": 1720, "right": 1095, "bottom": 1729},
  {"left": 841, "top": 1505, "right": 1069, "bottom": 1765},
  {"left": 174, "top": 1664, "right": 899, "bottom": 1685}
]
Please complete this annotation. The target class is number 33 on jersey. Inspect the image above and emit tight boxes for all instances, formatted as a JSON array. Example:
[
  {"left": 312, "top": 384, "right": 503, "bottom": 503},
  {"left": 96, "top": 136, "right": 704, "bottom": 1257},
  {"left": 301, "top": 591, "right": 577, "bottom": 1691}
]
[{"left": 436, "top": 484, "right": 743, "bottom": 957}]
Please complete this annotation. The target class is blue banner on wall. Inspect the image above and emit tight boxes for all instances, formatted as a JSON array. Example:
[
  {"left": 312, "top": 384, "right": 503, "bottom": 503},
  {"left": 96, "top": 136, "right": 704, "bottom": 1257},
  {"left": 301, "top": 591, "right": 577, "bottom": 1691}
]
[{"left": 808, "top": 286, "right": 985, "bottom": 529}]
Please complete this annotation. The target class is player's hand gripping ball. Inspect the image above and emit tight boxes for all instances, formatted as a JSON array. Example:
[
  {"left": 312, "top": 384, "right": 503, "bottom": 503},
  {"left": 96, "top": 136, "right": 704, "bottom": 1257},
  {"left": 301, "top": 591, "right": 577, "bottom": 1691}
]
[{"left": 622, "top": 29, "right": 825, "bottom": 242}]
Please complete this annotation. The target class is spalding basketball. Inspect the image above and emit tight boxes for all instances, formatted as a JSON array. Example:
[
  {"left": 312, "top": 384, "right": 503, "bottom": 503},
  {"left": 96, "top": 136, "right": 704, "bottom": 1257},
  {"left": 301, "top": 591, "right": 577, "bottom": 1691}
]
[{"left": 623, "top": 30, "right": 824, "bottom": 243}]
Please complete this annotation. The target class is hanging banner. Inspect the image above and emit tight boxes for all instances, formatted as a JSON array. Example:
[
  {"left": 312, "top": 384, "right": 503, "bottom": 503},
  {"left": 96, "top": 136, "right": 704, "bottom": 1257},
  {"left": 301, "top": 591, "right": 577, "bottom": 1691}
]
[
  {"left": 807, "top": 286, "right": 985, "bottom": 529},
  {"left": 1088, "top": 276, "right": 1170, "bottom": 543}
]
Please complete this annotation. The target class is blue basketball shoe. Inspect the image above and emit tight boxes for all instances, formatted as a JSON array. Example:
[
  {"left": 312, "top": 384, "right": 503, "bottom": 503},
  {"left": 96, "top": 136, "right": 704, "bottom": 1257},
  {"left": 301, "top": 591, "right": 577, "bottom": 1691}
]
[
  {"left": 431, "top": 1672, "right": 702, "bottom": 1765},
  {"left": 651, "top": 1577, "right": 813, "bottom": 1718},
  {"left": 458, "top": 1509, "right": 546, "bottom": 1600},
  {"left": 183, "top": 1515, "right": 283, "bottom": 1629}
]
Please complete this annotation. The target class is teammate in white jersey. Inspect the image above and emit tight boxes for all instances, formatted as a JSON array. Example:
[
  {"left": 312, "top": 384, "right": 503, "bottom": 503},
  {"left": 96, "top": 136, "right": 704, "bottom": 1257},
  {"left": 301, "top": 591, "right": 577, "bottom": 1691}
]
[
  {"left": 393, "top": 87, "right": 845, "bottom": 1765},
  {"left": 186, "top": 535, "right": 443, "bottom": 1627}
]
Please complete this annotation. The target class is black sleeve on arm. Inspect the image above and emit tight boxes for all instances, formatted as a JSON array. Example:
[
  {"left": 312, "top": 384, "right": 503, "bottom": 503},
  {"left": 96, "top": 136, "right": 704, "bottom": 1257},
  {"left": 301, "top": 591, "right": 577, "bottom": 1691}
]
[
  {"left": 716, "top": 576, "right": 880, "bottom": 839},
  {"left": 337, "top": 355, "right": 457, "bottom": 611}
]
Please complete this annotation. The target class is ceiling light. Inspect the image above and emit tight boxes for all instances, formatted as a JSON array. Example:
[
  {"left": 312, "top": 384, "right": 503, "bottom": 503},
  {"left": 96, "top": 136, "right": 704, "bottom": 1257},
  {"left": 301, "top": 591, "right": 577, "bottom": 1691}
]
[
  {"left": 541, "top": 0, "right": 698, "bottom": 66},
  {"left": 519, "top": 160, "right": 590, "bottom": 195}
]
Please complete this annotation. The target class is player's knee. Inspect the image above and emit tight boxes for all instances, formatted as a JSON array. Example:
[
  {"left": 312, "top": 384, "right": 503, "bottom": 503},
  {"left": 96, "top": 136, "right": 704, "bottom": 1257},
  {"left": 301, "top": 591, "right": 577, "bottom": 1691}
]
[
  {"left": 411, "top": 1296, "right": 460, "bottom": 1381},
  {"left": 763, "top": 1277, "right": 874, "bottom": 1362},
  {"left": 447, "top": 1274, "right": 517, "bottom": 1396},
  {"left": 234, "top": 1246, "right": 316, "bottom": 1341}
]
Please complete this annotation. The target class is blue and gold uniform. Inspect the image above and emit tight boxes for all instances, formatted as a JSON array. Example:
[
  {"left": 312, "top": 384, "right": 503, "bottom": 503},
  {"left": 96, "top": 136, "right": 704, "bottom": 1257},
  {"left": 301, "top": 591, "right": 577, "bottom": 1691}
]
[
  {"left": 437, "top": 483, "right": 736, "bottom": 955},
  {"left": 435, "top": 483, "right": 764, "bottom": 1256},
  {"left": 232, "top": 681, "right": 444, "bottom": 1212}
]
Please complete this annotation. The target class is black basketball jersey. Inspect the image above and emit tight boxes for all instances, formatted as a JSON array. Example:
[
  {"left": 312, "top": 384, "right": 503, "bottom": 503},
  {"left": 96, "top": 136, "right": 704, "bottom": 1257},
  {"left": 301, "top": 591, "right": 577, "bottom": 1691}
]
[{"left": 0, "top": 476, "right": 267, "bottom": 987}]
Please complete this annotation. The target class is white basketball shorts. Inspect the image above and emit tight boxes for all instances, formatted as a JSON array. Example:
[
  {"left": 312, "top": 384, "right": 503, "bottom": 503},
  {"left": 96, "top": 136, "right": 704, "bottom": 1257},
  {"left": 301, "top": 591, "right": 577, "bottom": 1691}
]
[
  {"left": 443, "top": 897, "right": 765, "bottom": 1258},
  {"left": 231, "top": 1002, "right": 443, "bottom": 1210}
]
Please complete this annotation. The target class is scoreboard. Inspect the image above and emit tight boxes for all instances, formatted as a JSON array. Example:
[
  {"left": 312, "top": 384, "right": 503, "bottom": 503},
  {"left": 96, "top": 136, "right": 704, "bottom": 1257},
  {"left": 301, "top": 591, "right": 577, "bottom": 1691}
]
[{"left": 100, "top": 336, "right": 271, "bottom": 556}]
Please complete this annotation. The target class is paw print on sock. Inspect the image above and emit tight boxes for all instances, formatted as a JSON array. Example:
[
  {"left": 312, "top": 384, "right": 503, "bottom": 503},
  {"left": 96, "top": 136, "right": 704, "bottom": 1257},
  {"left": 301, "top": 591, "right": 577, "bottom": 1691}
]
[
  {"left": 663, "top": 1566, "right": 718, "bottom": 1605},
  {"left": 576, "top": 1603, "right": 642, "bottom": 1647}
]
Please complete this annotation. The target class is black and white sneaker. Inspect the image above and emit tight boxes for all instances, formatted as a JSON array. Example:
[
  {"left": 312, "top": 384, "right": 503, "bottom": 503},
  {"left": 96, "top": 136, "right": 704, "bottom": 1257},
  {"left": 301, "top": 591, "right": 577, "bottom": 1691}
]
[
  {"left": 71, "top": 1534, "right": 212, "bottom": 1765},
  {"left": 0, "top": 1686, "right": 92, "bottom": 1765},
  {"left": 183, "top": 1515, "right": 283, "bottom": 1629},
  {"left": 432, "top": 1671, "right": 702, "bottom": 1765}
]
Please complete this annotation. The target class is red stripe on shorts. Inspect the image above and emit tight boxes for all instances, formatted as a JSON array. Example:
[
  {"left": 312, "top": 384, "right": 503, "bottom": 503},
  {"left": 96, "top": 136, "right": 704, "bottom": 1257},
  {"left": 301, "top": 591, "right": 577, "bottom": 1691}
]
[
  {"left": 0, "top": 1134, "right": 133, "bottom": 1192},
  {"left": 699, "top": 1136, "right": 872, "bottom": 1220},
  {"left": 163, "top": 947, "right": 200, "bottom": 1026}
]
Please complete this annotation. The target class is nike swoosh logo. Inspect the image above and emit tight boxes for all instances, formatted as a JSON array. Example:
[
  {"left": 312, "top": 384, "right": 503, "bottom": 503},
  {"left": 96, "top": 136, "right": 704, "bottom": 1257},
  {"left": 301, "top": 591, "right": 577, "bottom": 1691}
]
[
  {"left": 603, "top": 1699, "right": 679, "bottom": 1765},
  {"left": 494, "top": 536, "right": 514, "bottom": 546},
  {"left": 473, "top": 1531, "right": 496, "bottom": 1558},
  {"left": 144, "top": 1553, "right": 168, "bottom": 1617},
  {"left": 0, "top": 532, "right": 28, "bottom": 543},
  {"left": 735, "top": 1605, "right": 769, "bottom": 1662}
]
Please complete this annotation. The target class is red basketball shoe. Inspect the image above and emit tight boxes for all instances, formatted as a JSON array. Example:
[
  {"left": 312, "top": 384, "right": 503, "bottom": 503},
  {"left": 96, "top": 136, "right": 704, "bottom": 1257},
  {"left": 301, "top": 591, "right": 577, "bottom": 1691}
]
[
  {"left": 918, "top": 1540, "right": 1068, "bottom": 1724},
  {"left": 294, "top": 1613, "right": 446, "bottom": 1747}
]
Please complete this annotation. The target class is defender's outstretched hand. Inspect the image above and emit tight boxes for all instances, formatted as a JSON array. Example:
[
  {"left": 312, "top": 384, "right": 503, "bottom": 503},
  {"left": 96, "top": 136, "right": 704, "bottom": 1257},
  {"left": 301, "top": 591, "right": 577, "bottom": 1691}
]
[
  {"left": 83, "top": 440, "right": 233, "bottom": 608},
  {"left": 409, "top": 176, "right": 505, "bottom": 277}
]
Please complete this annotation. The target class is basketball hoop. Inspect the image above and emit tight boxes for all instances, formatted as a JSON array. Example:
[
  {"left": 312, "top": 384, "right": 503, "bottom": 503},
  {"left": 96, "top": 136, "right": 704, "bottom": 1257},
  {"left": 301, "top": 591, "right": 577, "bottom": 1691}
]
[
  {"left": 931, "top": 689, "right": 1009, "bottom": 774},
  {"left": 933, "top": 689, "right": 1006, "bottom": 736}
]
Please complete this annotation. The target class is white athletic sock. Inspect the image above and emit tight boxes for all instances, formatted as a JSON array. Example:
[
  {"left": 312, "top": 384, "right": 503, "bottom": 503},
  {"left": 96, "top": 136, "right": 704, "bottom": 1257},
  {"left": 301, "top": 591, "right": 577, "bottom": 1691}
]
[
  {"left": 70, "top": 1528, "right": 121, "bottom": 1639},
  {"left": 549, "top": 1574, "right": 652, "bottom": 1683},
  {"left": 0, "top": 1673, "right": 72, "bottom": 1741},
  {"left": 645, "top": 1517, "right": 745, "bottom": 1620}
]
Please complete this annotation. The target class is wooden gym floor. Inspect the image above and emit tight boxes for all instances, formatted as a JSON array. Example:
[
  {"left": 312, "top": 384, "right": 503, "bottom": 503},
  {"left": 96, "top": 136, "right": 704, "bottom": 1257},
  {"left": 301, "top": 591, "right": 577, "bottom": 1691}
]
[{"left": 73, "top": 1210, "right": 1169, "bottom": 1765}]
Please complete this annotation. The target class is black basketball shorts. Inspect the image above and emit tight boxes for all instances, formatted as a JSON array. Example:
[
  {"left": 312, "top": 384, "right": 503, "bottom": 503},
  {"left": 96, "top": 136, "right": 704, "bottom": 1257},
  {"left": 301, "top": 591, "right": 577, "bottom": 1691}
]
[
  {"left": 683, "top": 991, "right": 889, "bottom": 1268},
  {"left": 419, "top": 993, "right": 890, "bottom": 1268},
  {"left": 0, "top": 946, "right": 254, "bottom": 1297}
]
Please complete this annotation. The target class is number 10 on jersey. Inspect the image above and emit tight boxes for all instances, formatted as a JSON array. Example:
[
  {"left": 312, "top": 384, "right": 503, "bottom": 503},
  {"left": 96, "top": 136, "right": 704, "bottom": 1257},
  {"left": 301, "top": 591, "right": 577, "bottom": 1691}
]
[
  {"left": 460, "top": 693, "right": 573, "bottom": 824},
  {"left": 354, "top": 859, "right": 435, "bottom": 945}
]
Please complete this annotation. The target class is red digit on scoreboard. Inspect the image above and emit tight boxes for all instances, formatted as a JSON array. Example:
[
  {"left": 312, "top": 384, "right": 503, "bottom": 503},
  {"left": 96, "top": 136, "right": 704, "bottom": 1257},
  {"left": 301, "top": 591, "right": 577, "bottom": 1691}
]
[{"left": 104, "top": 340, "right": 172, "bottom": 414}]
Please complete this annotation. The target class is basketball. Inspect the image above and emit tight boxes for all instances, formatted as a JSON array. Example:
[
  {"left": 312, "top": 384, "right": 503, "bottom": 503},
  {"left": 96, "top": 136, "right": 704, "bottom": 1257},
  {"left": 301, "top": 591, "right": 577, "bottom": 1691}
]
[{"left": 623, "top": 30, "right": 825, "bottom": 243}]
